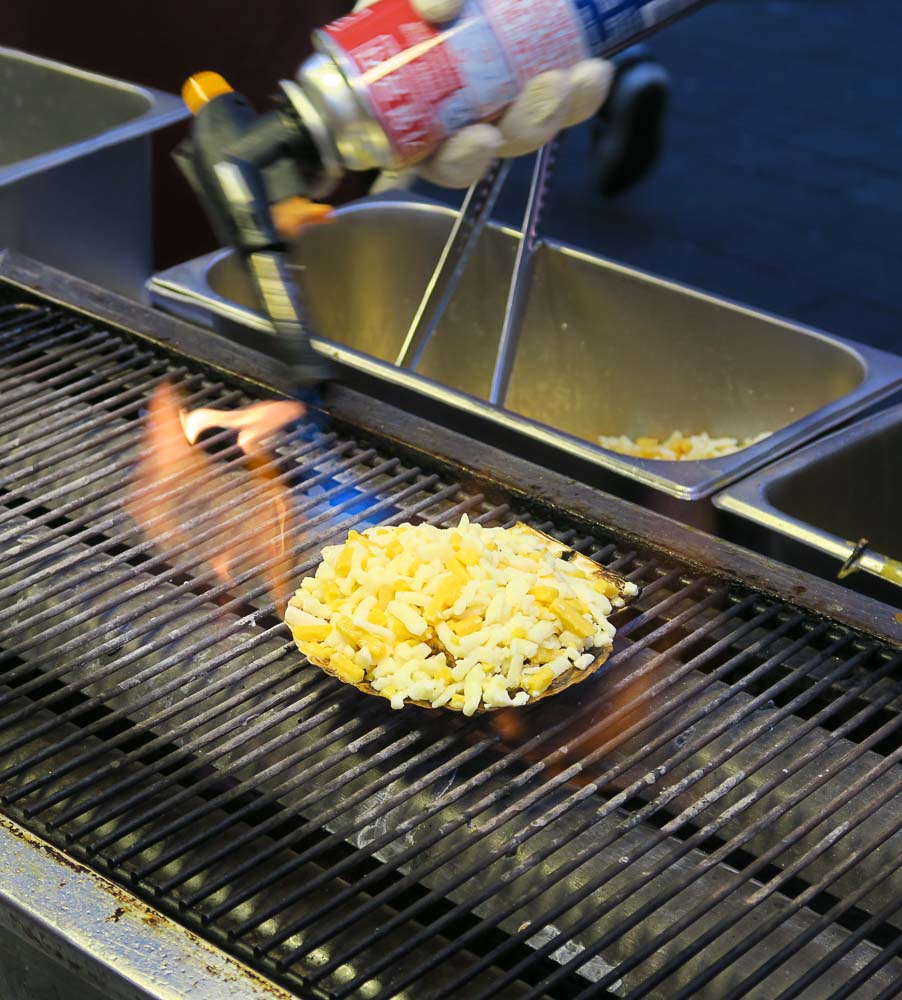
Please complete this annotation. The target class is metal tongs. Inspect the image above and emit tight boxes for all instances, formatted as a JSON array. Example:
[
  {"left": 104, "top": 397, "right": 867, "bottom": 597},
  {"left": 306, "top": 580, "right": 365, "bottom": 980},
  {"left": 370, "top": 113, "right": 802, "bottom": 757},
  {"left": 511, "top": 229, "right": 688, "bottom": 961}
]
[{"left": 396, "top": 136, "right": 561, "bottom": 408}]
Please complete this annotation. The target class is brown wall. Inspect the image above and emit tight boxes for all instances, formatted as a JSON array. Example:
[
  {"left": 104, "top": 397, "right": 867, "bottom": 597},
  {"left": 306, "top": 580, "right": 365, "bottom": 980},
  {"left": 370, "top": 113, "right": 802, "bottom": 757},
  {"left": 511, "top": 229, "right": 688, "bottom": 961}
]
[{"left": 4, "top": 0, "right": 365, "bottom": 268}]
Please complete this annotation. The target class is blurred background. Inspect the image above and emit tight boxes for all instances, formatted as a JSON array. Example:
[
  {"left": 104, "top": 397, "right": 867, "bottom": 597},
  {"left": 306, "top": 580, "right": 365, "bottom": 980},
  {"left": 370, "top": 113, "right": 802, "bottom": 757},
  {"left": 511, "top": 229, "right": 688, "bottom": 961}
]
[{"left": 5, "top": 0, "right": 900, "bottom": 353}]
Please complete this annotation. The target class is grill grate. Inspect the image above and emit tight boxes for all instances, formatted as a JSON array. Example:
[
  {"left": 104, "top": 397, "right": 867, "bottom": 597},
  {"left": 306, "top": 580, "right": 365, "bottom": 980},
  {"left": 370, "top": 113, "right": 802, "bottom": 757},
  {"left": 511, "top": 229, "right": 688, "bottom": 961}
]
[{"left": 0, "top": 299, "right": 900, "bottom": 999}]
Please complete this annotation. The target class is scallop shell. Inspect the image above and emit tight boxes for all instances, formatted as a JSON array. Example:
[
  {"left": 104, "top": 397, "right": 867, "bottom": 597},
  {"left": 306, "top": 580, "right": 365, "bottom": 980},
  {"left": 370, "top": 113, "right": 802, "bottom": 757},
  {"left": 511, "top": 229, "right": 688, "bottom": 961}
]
[{"left": 291, "top": 522, "right": 638, "bottom": 713}]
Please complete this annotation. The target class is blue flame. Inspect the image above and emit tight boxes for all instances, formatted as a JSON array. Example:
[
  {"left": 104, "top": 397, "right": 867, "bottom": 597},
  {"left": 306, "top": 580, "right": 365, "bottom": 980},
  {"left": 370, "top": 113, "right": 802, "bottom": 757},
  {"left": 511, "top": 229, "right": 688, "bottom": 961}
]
[{"left": 298, "top": 474, "right": 399, "bottom": 529}]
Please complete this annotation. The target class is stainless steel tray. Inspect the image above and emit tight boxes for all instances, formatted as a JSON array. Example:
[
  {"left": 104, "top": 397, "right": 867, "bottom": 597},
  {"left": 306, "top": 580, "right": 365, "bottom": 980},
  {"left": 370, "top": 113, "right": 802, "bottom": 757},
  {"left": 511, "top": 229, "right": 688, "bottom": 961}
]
[
  {"left": 714, "top": 401, "right": 902, "bottom": 588},
  {"left": 148, "top": 197, "right": 902, "bottom": 500},
  {"left": 0, "top": 47, "right": 187, "bottom": 298}
]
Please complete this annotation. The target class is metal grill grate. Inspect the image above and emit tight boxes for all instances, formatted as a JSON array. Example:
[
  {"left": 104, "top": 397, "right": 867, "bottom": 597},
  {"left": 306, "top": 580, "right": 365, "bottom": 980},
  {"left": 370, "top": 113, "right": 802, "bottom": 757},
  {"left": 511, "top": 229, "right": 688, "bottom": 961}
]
[{"left": 0, "top": 299, "right": 900, "bottom": 999}]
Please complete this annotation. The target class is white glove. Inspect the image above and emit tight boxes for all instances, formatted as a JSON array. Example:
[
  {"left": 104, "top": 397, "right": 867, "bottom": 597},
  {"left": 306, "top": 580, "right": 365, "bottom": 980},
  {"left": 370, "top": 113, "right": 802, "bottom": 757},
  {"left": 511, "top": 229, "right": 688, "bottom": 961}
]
[{"left": 353, "top": 0, "right": 614, "bottom": 189}]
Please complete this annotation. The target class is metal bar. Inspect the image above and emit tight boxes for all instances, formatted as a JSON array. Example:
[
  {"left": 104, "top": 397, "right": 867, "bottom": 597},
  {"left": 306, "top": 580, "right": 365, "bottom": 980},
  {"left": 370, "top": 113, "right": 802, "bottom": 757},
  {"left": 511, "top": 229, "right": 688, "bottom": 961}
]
[
  {"left": 76, "top": 499, "right": 492, "bottom": 857},
  {"left": 0, "top": 439, "right": 363, "bottom": 631},
  {"left": 327, "top": 617, "right": 809, "bottom": 986},
  {"left": 196, "top": 527, "right": 587, "bottom": 923},
  {"left": 749, "top": 865, "right": 902, "bottom": 1000},
  {"left": 463, "top": 644, "right": 892, "bottom": 1000},
  {"left": 0, "top": 324, "right": 126, "bottom": 383},
  {"left": 0, "top": 305, "right": 65, "bottom": 337},
  {"left": 0, "top": 414, "right": 291, "bottom": 549},
  {"left": 87, "top": 676, "right": 353, "bottom": 855},
  {"left": 609, "top": 569, "right": 698, "bottom": 638},
  {"left": 0, "top": 452, "right": 393, "bottom": 674},
  {"left": 0, "top": 477, "right": 461, "bottom": 787},
  {"left": 0, "top": 322, "right": 100, "bottom": 376},
  {"left": 0, "top": 331, "right": 118, "bottom": 394},
  {"left": 222, "top": 711, "right": 570, "bottom": 935},
  {"left": 602, "top": 586, "right": 738, "bottom": 671},
  {"left": 0, "top": 369, "right": 194, "bottom": 491},
  {"left": 0, "top": 302, "right": 88, "bottom": 341},
  {"left": 0, "top": 473, "right": 303, "bottom": 688},
  {"left": 2, "top": 500, "right": 434, "bottom": 797},
  {"left": 547, "top": 714, "right": 902, "bottom": 1000},
  {"left": 0, "top": 328, "right": 58, "bottom": 362},
  {"left": 10, "top": 490, "right": 496, "bottom": 814},
  {"left": 0, "top": 316, "right": 77, "bottom": 348},
  {"left": 0, "top": 352, "right": 151, "bottom": 438},
  {"left": 601, "top": 563, "right": 677, "bottom": 610},
  {"left": 0, "top": 815, "right": 294, "bottom": 1000},
  {"left": 147, "top": 511, "right": 510, "bottom": 897},
  {"left": 7, "top": 556, "right": 712, "bottom": 928},
  {"left": 323, "top": 617, "right": 849, "bottom": 995},
  {"left": 0, "top": 394, "right": 207, "bottom": 548},
  {"left": 129, "top": 712, "right": 485, "bottom": 881},
  {"left": 653, "top": 769, "right": 902, "bottom": 1000},
  {"left": 24, "top": 637, "right": 302, "bottom": 813},
  {"left": 0, "top": 459, "right": 407, "bottom": 758},
  {"left": 257, "top": 593, "right": 763, "bottom": 960},
  {"left": 489, "top": 139, "right": 559, "bottom": 407},
  {"left": 0, "top": 462, "right": 425, "bottom": 731},
  {"left": 145, "top": 712, "right": 420, "bottom": 884},
  {"left": 395, "top": 159, "right": 512, "bottom": 369},
  {"left": 0, "top": 378, "right": 235, "bottom": 525},
  {"left": 0, "top": 329, "right": 124, "bottom": 391},
  {"left": 823, "top": 918, "right": 902, "bottom": 1000},
  {"left": 0, "top": 344, "right": 160, "bottom": 441},
  {"left": 0, "top": 445, "right": 388, "bottom": 669},
  {"left": 0, "top": 430, "right": 340, "bottom": 593},
  {"left": 217, "top": 588, "right": 725, "bottom": 942},
  {"left": 616, "top": 710, "right": 900, "bottom": 996},
  {"left": 0, "top": 369, "right": 186, "bottom": 480},
  {"left": 372, "top": 640, "right": 868, "bottom": 992},
  {"left": 872, "top": 971, "right": 902, "bottom": 1000},
  {"left": 145, "top": 503, "right": 515, "bottom": 890}
]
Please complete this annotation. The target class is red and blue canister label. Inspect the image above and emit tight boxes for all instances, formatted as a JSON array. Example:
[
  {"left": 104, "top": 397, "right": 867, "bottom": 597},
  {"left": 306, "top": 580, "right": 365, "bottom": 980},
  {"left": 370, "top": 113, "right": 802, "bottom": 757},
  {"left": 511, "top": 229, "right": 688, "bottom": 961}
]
[{"left": 321, "top": 0, "right": 693, "bottom": 163}]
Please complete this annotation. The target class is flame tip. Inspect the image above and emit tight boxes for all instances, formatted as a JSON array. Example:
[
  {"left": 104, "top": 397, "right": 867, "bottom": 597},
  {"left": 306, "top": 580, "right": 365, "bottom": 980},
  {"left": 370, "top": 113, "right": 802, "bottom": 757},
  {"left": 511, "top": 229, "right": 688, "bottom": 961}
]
[{"left": 130, "top": 383, "right": 303, "bottom": 613}]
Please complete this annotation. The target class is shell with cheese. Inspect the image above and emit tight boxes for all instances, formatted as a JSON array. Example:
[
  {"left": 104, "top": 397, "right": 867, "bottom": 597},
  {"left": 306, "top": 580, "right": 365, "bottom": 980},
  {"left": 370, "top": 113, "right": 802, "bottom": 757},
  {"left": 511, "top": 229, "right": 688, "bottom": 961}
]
[{"left": 286, "top": 516, "right": 637, "bottom": 716}]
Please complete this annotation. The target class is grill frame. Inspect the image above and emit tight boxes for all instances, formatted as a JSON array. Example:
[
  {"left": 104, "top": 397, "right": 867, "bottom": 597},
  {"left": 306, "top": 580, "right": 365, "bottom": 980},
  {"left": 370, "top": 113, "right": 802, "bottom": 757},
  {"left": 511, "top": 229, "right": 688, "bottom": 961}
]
[{"left": 0, "top": 251, "right": 899, "bottom": 1000}]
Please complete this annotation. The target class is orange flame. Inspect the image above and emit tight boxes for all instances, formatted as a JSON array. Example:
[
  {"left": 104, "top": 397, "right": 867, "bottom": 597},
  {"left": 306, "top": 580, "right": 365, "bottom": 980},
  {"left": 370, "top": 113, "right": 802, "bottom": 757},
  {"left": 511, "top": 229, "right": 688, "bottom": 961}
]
[
  {"left": 127, "top": 381, "right": 304, "bottom": 615},
  {"left": 180, "top": 400, "right": 306, "bottom": 453}
]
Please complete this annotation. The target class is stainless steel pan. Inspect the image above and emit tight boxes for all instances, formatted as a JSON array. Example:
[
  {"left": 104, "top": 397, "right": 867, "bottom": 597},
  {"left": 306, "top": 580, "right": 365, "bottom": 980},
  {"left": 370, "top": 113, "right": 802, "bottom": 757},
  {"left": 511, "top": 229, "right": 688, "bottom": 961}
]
[
  {"left": 715, "top": 401, "right": 902, "bottom": 589},
  {"left": 149, "top": 197, "right": 902, "bottom": 500}
]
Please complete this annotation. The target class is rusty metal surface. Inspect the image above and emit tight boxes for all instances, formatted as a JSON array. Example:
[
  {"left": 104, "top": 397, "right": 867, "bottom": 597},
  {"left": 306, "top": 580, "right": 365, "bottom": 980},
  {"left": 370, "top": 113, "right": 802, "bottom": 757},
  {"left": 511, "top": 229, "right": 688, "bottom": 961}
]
[{"left": 0, "top": 816, "right": 292, "bottom": 1000}]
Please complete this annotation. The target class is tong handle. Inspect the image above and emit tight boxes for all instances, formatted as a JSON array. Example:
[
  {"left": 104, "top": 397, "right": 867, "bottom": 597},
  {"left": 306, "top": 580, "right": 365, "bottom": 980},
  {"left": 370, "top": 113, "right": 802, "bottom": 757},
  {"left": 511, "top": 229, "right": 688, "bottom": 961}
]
[
  {"left": 395, "top": 159, "right": 512, "bottom": 369},
  {"left": 489, "top": 137, "right": 560, "bottom": 408}
]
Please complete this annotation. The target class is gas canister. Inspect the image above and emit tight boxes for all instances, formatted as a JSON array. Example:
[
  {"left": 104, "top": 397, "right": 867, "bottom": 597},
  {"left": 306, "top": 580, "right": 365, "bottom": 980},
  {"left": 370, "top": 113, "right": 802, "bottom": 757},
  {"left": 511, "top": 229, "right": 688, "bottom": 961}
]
[{"left": 289, "top": 0, "right": 705, "bottom": 171}]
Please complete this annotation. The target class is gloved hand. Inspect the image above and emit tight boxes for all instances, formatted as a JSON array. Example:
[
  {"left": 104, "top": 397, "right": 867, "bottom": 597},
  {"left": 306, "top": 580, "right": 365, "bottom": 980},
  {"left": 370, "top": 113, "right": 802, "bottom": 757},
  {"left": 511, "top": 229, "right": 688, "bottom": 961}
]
[{"left": 353, "top": 0, "right": 614, "bottom": 188}]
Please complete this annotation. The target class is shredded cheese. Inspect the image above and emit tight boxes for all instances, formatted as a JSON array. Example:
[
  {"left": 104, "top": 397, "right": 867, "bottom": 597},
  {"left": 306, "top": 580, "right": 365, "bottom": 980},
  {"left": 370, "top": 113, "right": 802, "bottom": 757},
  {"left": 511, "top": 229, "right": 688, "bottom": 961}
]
[
  {"left": 286, "top": 516, "right": 637, "bottom": 715},
  {"left": 598, "top": 430, "right": 771, "bottom": 462}
]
